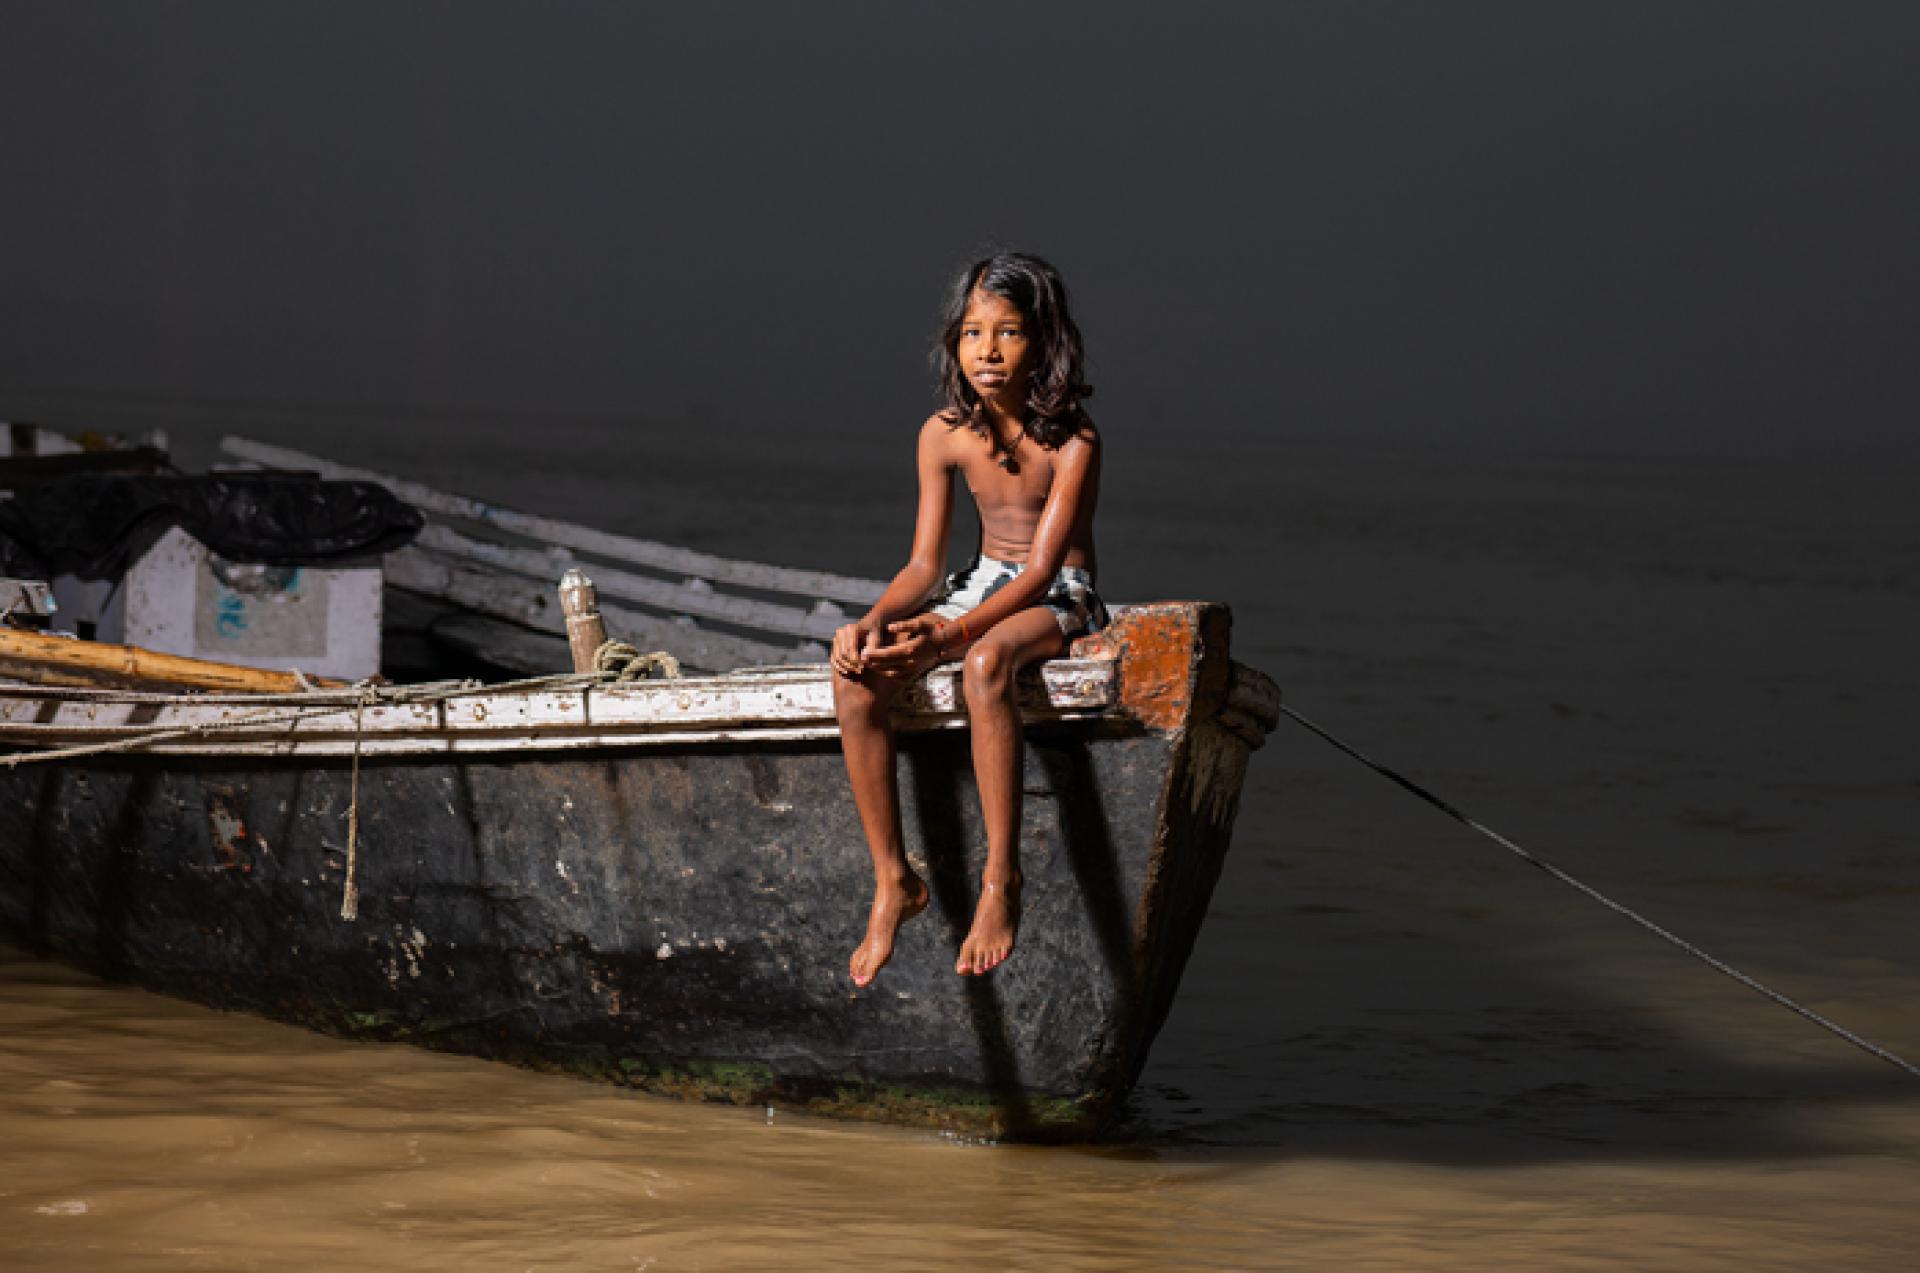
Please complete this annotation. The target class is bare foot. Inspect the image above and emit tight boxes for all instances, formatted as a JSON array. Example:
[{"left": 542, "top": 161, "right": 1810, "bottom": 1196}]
[
  {"left": 850, "top": 872, "right": 929, "bottom": 987},
  {"left": 955, "top": 874, "right": 1022, "bottom": 975}
]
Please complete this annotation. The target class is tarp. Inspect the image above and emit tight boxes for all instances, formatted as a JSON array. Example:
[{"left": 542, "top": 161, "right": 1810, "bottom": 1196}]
[{"left": 0, "top": 475, "right": 425, "bottom": 579}]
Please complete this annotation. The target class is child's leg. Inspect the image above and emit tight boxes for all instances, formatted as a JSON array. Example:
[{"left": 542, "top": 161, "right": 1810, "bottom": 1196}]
[
  {"left": 833, "top": 667, "right": 929, "bottom": 986},
  {"left": 956, "top": 607, "right": 1068, "bottom": 975}
]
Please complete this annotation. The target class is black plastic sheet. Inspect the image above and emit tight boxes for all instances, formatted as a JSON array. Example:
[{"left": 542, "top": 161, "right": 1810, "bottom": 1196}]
[{"left": 0, "top": 475, "right": 424, "bottom": 579}]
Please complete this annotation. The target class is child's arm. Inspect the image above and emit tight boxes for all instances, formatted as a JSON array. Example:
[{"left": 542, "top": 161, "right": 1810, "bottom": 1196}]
[{"left": 830, "top": 417, "right": 953, "bottom": 676}]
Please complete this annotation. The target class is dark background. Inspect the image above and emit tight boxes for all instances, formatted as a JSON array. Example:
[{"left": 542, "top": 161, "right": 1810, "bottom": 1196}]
[
  {"left": 3, "top": 3, "right": 1919, "bottom": 1170},
  {"left": 4, "top": 1, "right": 1918, "bottom": 464}
]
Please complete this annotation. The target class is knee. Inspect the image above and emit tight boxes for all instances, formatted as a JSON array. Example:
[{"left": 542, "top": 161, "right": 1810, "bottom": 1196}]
[
  {"left": 833, "top": 669, "right": 891, "bottom": 722},
  {"left": 832, "top": 669, "right": 871, "bottom": 720},
  {"left": 962, "top": 643, "right": 1013, "bottom": 703}
]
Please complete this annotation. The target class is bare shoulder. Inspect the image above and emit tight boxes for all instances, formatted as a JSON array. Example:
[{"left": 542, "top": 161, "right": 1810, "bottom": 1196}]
[
  {"left": 1055, "top": 422, "right": 1101, "bottom": 469},
  {"left": 918, "top": 411, "right": 964, "bottom": 461}
]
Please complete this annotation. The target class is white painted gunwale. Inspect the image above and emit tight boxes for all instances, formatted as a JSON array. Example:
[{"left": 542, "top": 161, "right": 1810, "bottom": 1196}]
[{"left": 0, "top": 657, "right": 1121, "bottom": 758}]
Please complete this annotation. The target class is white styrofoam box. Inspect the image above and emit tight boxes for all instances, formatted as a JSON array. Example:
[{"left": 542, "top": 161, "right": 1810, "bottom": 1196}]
[{"left": 121, "top": 527, "right": 382, "bottom": 679}]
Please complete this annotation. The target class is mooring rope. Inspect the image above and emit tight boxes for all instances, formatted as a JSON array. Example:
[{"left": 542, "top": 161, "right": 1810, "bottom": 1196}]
[
  {"left": 338, "top": 684, "right": 374, "bottom": 921},
  {"left": 1281, "top": 704, "right": 1920, "bottom": 1081}
]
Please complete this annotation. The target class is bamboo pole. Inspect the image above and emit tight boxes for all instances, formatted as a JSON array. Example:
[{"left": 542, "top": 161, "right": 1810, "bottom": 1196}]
[{"left": 0, "top": 630, "right": 345, "bottom": 693}]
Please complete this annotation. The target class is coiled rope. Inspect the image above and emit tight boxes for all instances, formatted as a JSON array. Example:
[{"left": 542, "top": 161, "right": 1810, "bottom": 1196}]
[
  {"left": 594, "top": 640, "right": 681, "bottom": 682},
  {"left": 1282, "top": 704, "right": 1920, "bottom": 1081}
]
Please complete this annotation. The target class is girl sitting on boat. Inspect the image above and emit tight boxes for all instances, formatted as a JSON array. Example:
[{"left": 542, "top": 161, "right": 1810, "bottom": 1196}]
[{"left": 830, "top": 252, "right": 1106, "bottom": 987}]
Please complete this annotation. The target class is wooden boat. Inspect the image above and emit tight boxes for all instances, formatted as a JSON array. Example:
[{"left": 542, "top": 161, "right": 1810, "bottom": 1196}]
[{"left": 0, "top": 442, "right": 1279, "bottom": 1140}]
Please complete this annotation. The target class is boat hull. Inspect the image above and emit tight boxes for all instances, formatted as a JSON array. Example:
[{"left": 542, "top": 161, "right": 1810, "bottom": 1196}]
[{"left": 0, "top": 604, "right": 1273, "bottom": 1138}]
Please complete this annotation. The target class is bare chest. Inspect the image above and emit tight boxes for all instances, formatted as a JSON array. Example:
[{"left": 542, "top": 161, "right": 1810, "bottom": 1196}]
[{"left": 957, "top": 442, "right": 1056, "bottom": 514}]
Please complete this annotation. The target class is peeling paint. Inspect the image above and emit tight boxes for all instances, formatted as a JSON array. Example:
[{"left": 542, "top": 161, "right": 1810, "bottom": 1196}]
[
  {"left": 1184, "top": 723, "right": 1252, "bottom": 824},
  {"left": 204, "top": 789, "right": 253, "bottom": 873},
  {"left": 0, "top": 603, "right": 1277, "bottom": 1141},
  {"left": 384, "top": 924, "right": 428, "bottom": 984}
]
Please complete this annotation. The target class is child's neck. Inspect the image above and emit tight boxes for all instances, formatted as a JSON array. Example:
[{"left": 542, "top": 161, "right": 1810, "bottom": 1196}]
[{"left": 980, "top": 398, "right": 1026, "bottom": 440}]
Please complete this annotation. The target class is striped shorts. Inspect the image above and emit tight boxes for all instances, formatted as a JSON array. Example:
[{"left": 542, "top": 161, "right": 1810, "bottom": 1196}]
[{"left": 930, "top": 554, "right": 1110, "bottom": 640}]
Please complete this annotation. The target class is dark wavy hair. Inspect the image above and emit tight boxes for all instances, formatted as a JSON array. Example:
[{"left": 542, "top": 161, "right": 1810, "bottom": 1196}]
[{"left": 934, "top": 252, "right": 1093, "bottom": 450}]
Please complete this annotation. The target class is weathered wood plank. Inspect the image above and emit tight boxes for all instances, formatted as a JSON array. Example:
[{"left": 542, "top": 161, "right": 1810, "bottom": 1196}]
[
  {"left": 0, "top": 656, "right": 1118, "bottom": 757},
  {"left": 220, "top": 435, "right": 886, "bottom": 607},
  {"left": 385, "top": 545, "right": 809, "bottom": 672},
  {"left": 428, "top": 611, "right": 573, "bottom": 676},
  {"left": 414, "top": 523, "right": 842, "bottom": 641}
]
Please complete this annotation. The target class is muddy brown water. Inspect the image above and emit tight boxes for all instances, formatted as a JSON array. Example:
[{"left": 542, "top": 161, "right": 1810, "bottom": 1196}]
[{"left": 5, "top": 431, "right": 1918, "bottom": 1269}]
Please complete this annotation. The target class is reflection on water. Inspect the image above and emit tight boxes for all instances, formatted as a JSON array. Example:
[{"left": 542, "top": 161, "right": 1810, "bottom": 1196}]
[{"left": 5, "top": 436, "right": 1920, "bottom": 1269}]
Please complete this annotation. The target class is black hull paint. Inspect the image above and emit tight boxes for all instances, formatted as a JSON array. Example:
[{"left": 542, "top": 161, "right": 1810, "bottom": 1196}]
[{"left": 1, "top": 717, "right": 1252, "bottom": 1138}]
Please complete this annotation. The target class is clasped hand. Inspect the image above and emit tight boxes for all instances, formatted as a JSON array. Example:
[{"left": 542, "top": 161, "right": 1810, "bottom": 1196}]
[{"left": 831, "top": 614, "right": 946, "bottom": 680}]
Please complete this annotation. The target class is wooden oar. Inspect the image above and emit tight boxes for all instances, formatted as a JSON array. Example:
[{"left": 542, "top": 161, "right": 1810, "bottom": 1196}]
[{"left": 0, "top": 629, "right": 346, "bottom": 693}]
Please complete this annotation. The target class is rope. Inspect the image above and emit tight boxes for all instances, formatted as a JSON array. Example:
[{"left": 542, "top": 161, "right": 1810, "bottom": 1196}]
[
  {"left": 594, "top": 639, "right": 681, "bottom": 682},
  {"left": 0, "top": 657, "right": 681, "bottom": 923},
  {"left": 0, "top": 669, "right": 606, "bottom": 769},
  {"left": 0, "top": 702, "right": 368, "bottom": 767},
  {"left": 339, "top": 685, "right": 374, "bottom": 921},
  {"left": 1281, "top": 704, "right": 1920, "bottom": 1081}
]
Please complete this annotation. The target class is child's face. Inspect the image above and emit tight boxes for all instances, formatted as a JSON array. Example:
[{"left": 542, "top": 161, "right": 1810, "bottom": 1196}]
[{"left": 957, "top": 289, "right": 1036, "bottom": 405}]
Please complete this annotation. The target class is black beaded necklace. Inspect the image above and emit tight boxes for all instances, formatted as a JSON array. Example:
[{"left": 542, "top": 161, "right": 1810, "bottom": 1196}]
[{"left": 997, "top": 428, "right": 1023, "bottom": 473}]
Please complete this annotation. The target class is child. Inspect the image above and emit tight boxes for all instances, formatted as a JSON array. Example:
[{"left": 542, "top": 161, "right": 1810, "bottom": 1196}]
[{"left": 831, "top": 252, "right": 1107, "bottom": 987}]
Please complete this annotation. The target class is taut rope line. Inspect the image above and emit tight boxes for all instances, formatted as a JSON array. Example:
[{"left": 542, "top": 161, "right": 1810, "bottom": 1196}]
[{"left": 1281, "top": 704, "right": 1920, "bottom": 1081}]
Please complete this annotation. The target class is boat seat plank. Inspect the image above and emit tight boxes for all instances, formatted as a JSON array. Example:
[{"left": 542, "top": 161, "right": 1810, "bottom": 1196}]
[
  {"left": 413, "top": 523, "right": 845, "bottom": 641},
  {"left": 220, "top": 435, "right": 886, "bottom": 607},
  {"left": 385, "top": 546, "right": 812, "bottom": 671}
]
